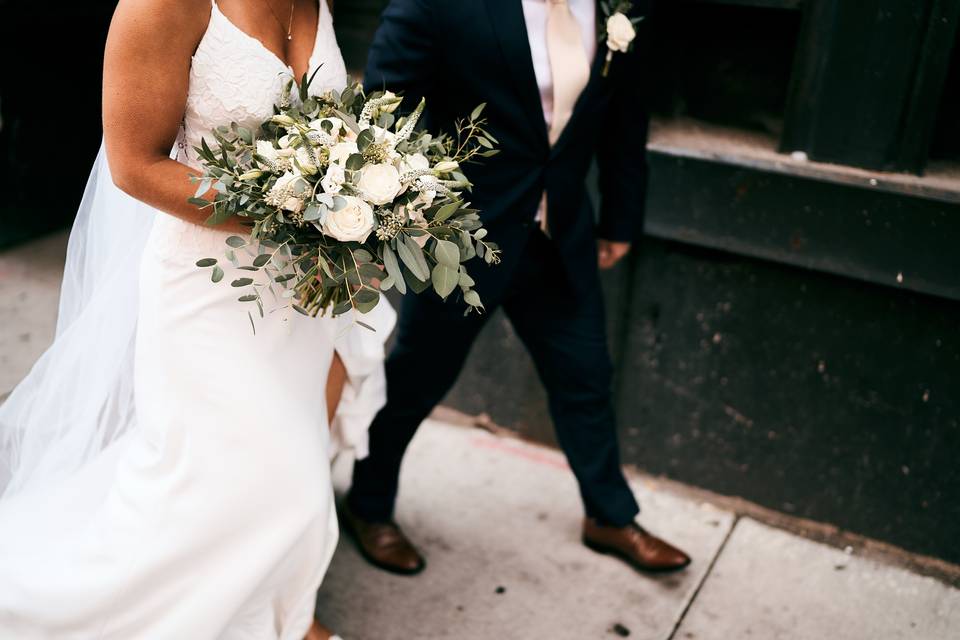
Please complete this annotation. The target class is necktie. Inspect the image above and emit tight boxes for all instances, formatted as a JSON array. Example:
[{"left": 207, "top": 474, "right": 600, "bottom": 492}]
[
  {"left": 541, "top": 0, "right": 591, "bottom": 235},
  {"left": 546, "top": 0, "right": 591, "bottom": 146}
]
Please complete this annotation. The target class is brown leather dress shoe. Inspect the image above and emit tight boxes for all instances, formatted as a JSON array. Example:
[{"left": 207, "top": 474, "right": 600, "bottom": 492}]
[
  {"left": 583, "top": 519, "right": 691, "bottom": 573},
  {"left": 340, "top": 502, "right": 426, "bottom": 575}
]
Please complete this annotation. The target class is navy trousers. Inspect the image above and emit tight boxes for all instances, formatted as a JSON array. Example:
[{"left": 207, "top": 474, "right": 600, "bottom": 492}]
[{"left": 348, "top": 228, "right": 640, "bottom": 526}]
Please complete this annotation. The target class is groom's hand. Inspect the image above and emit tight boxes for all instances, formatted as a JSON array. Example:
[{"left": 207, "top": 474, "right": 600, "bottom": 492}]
[{"left": 597, "top": 240, "right": 631, "bottom": 270}]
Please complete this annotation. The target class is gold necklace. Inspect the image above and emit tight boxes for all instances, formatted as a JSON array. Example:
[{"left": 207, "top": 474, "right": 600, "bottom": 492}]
[{"left": 262, "top": 0, "right": 295, "bottom": 41}]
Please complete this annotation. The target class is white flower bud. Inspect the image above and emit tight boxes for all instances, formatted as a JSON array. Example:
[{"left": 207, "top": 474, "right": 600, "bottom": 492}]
[
  {"left": 606, "top": 13, "right": 636, "bottom": 53},
  {"left": 434, "top": 160, "right": 459, "bottom": 174}
]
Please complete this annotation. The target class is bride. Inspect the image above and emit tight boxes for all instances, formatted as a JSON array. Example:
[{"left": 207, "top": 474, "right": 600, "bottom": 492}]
[{"left": 0, "top": 0, "right": 394, "bottom": 638}]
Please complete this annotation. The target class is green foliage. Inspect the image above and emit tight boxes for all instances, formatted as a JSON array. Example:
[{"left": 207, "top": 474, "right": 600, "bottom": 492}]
[{"left": 189, "top": 77, "right": 501, "bottom": 324}]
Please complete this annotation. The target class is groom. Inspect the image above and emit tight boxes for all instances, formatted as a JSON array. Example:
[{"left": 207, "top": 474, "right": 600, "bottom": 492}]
[{"left": 343, "top": 0, "right": 690, "bottom": 575}]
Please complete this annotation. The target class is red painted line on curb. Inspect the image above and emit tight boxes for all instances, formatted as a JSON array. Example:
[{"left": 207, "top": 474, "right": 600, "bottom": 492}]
[{"left": 469, "top": 436, "right": 570, "bottom": 471}]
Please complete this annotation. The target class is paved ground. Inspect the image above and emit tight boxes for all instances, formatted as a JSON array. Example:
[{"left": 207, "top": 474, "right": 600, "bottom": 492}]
[
  {"left": 0, "top": 232, "right": 66, "bottom": 396},
  {"left": 3, "top": 231, "right": 960, "bottom": 639},
  {"left": 319, "top": 421, "right": 960, "bottom": 640}
]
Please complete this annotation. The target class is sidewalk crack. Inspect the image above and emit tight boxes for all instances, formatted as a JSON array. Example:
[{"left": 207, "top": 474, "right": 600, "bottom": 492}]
[{"left": 667, "top": 514, "right": 739, "bottom": 640}]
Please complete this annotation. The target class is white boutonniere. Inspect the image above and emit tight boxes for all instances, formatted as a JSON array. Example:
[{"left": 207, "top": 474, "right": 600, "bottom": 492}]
[{"left": 600, "top": 1, "right": 643, "bottom": 77}]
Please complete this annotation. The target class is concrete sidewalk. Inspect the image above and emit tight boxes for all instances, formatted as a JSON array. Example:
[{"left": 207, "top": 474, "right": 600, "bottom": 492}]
[
  {"left": 321, "top": 420, "right": 960, "bottom": 640},
  {"left": 3, "top": 231, "right": 959, "bottom": 639}
]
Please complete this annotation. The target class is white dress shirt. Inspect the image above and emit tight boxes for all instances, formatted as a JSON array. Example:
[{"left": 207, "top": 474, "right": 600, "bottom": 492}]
[{"left": 521, "top": 0, "right": 598, "bottom": 130}]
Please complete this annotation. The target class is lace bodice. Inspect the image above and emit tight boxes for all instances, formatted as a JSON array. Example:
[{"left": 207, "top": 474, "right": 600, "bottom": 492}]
[
  {"left": 178, "top": 0, "right": 347, "bottom": 169},
  {"left": 156, "top": 0, "right": 346, "bottom": 257}
]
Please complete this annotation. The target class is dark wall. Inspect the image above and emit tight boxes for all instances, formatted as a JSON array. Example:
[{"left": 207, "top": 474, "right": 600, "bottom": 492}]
[
  {"left": 444, "top": 230, "right": 960, "bottom": 564},
  {"left": 0, "top": 2, "right": 114, "bottom": 247}
]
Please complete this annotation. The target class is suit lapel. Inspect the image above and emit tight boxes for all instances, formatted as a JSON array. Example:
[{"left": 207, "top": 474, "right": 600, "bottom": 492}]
[{"left": 484, "top": 0, "right": 550, "bottom": 149}]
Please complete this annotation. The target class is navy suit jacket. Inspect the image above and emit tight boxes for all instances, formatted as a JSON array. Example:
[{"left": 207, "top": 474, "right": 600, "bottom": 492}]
[{"left": 364, "top": 0, "right": 652, "bottom": 297}]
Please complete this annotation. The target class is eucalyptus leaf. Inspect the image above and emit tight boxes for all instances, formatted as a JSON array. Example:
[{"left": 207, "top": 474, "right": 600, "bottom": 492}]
[
  {"left": 346, "top": 154, "right": 366, "bottom": 171},
  {"left": 231, "top": 277, "right": 254, "bottom": 287},
  {"left": 458, "top": 270, "right": 476, "bottom": 287},
  {"left": 211, "top": 266, "right": 225, "bottom": 283},
  {"left": 434, "top": 239, "right": 461, "bottom": 268},
  {"left": 463, "top": 289, "right": 483, "bottom": 308},
  {"left": 381, "top": 244, "right": 406, "bottom": 294},
  {"left": 303, "top": 203, "right": 324, "bottom": 222},
  {"left": 433, "top": 200, "right": 461, "bottom": 222},
  {"left": 470, "top": 103, "right": 487, "bottom": 121},
  {"left": 352, "top": 248, "right": 374, "bottom": 263},
  {"left": 406, "top": 235, "right": 430, "bottom": 279},
  {"left": 332, "top": 300, "right": 353, "bottom": 316},
  {"left": 405, "top": 266, "right": 431, "bottom": 293},
  {"left": 432, "top": 263, "right": 458, "bottom": 299},
  {"left": 253, "top": 254, "right": 272, "bottom": 267},
  {"left": 354, "top": 288, "right": 379, "bottom": 305},
  {"left": 196, "top": 258, "right": 218, "bottom": 268},
  {"left": 194, "top": 178, "right": 212, "bottom": 198},
  {"left": 357, "top": 128, "right": 375, "bottom": 152},
  {"left": 359, "top": 263, "right": 384, "bottom": 280},
  {"left": 396, "top": 237, "right": 428, "bottom": 281}
]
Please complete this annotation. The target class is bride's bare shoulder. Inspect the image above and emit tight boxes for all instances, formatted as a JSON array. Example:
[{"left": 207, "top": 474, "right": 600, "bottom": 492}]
[{"left": 109, "top": 0, "right": 211, "bottom": 50}]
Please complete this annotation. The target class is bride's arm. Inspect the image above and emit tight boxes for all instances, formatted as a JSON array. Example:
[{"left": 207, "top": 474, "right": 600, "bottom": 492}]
[{"left": 102, "top": 0, "right": 243, "bottom": 232}]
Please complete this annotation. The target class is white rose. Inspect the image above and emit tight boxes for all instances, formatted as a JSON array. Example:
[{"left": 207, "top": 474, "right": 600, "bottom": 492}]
[
  {"left": 357, "top": 163, "right": 403, "bottom": 206},
  {"left": 321, "top": 163, "right": 346, "bottom": 195},
  {"left": 606, "top": 13, "right": 636, "bottom": 53},
  {"left": 400, "top": 153, "right": 431, "bottom": 174},
  {"left": 322, "top": 196, "right": 375, "bottom": 243},
  {"left": 329, "top": 141, "right": 359, "bottom": 166}
]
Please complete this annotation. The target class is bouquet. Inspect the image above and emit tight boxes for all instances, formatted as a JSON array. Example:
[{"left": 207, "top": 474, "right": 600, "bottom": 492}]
[{"left": 190, "top": 71, "right": 500, "bottom": 327}]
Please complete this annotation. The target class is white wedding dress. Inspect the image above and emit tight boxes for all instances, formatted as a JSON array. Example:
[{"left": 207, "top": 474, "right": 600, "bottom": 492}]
[{"left": 0, "top": 2, "right": 394, "bottom": 637}]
